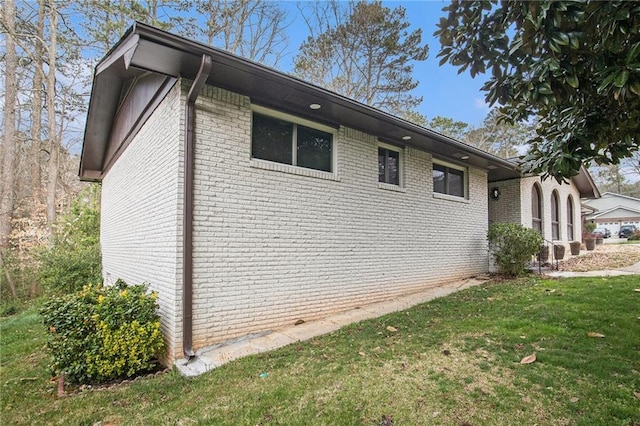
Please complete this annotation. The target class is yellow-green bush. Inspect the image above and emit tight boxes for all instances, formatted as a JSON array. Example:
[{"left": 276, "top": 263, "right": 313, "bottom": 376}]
[{"left": 41, "top": 280, "right": 165, "bottom": 384}]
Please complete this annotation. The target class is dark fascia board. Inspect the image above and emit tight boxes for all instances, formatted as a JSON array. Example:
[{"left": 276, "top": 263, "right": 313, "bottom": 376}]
[{"left": 80, "top": 22, "right": 521, "bottom": 182}]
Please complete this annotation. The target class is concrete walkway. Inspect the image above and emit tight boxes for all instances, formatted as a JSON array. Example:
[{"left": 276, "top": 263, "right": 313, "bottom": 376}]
[{"left": 176, "top": 276, "right": 488, "bottom": 377}]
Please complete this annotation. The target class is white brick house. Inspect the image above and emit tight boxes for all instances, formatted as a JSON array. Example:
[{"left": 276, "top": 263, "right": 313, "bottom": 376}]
[
  {"left": 80, "top": 24, "right": 597, "bottom": 363},
  {"left": 488, "top": 169, "right": 599, "bottom": 252}
]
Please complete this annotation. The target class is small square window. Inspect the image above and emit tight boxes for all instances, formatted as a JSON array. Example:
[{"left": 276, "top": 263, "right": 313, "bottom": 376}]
[
  {"left": 433, "top": 161, "right": 466, "bottom": 198},
  {"left": 378, "top": 147, "right": 401, "bottom": 185}
]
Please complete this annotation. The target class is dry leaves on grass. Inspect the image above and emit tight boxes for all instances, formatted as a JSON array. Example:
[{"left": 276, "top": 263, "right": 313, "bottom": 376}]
[
  {"left": 520, "top": 353, "right": 536, "bottom": 364},
  {"left": 558, "top": 244, "right": 640, "bottom": 272},
  {"left": 587, "top": 332, "right": 605, "bottom": 338}
]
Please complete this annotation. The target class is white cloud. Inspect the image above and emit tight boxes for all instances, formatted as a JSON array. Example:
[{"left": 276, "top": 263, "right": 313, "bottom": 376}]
[{"left": 473, "top": 97, "right": 491, "bottom": 111}]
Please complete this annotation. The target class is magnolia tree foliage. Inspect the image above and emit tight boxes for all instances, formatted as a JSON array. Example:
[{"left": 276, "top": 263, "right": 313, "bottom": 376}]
[
  {"left": 294, "top": 0, "right": 429, "bottom": 118},
  {"left": 436, "top": 1, "right": 640, "bottom": 181}
]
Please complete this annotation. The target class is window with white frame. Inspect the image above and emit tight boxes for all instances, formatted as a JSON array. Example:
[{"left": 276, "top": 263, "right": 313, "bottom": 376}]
[
  {"left": 567, "top": 196, "right": 574, "bottom": 241},
  {"left": 433, "top": 160, "right": 466, "bottom": 198},
  {"left": 251, "top": 110, "right": 334, "bottom": 173},
  {"left": 551, "top": 190, "right": 560, "bottom": 240},
  {"left": 378, "top": 143, "right": 402, "bottom": 186},
  {"left": 532, "top": 184, "right": 542, "bottom": 234}
]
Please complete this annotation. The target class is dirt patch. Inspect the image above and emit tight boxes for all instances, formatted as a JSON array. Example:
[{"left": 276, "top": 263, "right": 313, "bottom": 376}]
[{"left": 558, "top": 243, "right": 640, "bottom": 272}]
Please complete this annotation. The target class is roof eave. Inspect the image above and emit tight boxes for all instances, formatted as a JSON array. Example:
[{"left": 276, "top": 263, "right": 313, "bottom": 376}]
[{"left": 80, "top": 22, "right": 521, "bottom": 182}]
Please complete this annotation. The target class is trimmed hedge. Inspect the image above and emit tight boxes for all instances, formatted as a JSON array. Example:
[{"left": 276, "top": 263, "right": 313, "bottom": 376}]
[
  {"left": 41, "top": 280, "right": 165, "bottom": 384},
  {"left": 488, "top": 223, "right": 543, "bottom": 276}
]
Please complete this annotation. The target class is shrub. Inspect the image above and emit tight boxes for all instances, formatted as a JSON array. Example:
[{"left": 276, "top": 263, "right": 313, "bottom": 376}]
[
  {"left": 40, "top": 280, "right": 165, "bottom": 384},
  {"left": 488, "top": 223, "right": 543, "bottom": 276},
  {"left": 37, "top": 185, "right": 102, "bottom": 294}
]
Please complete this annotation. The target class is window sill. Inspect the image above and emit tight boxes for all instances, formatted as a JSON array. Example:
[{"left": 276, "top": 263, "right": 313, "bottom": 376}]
[
  {"left": 250, "top": 159, "right": 340, "bottom": 182},
  {"left": 433, "top": 192, "right": 470, "bottom": 204},
  {"left": 377, "top": 182, "right": 406, "bottom": 193}
]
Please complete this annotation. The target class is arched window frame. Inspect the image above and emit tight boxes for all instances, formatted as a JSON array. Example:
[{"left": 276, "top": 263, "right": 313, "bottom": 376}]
[
  {"left": 551, "top": 190, "right": 560, "bottom": 240},
  {"left": 567, "top": 196, "right": 575, "bottom": 241},
  {"left": 532, "top": 184, "right": 542, "bottom": 234}
]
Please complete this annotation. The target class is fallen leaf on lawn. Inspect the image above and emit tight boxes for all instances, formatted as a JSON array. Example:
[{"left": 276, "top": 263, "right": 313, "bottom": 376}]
[
  {"left": 570, "top": 397, "right": 579, "bottom": 403},
  {"left": 634, "top": 392, "right": 640, "bottom": 399},
  {"left": 386, "top": 326, "right": 398, "bottom": 332},
  {"left": 358, "top": 351, "right": 366, "bottom": 357},
  {"left": 520, "top": 353, "right": 536, "bottom": 364},
  {"left": 587, "top": 332, "right": 605, "bottom": 338}
]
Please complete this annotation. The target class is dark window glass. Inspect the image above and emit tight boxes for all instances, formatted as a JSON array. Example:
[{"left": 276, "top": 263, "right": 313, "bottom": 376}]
[
  {"left": 378, "top": 148, "right": 400, "bottom": 185},
  {"left": 551, "top": 191, "right": 559, "bottom": 240},
  {"left": 433, "top": 163, "right": 465, "bottom": 197},
  {"left": 448, "top": 168, "right": 464, "bottom": 197},
  {"left": 252, "top": 112, "right": 333, "bottom": 172},
  {"left": 567, "top": 197, "right": 574, "bottom": 241},
  {"left": 532, "top": 185, "right": 542, "bottom": 234},
  {"left": 252, "top": 113, "right": 292, "bottom": 165},
  {"left": 297, "top": 125, "right": 332, "bottom": 172},
  {"left": 433, "top": 164, "right": 446, "bottom": 193}
]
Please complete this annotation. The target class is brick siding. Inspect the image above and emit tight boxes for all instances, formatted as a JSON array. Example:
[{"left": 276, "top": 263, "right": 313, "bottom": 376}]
[{"left": 100, "top": 82, "right": 184, "bottom": 361}]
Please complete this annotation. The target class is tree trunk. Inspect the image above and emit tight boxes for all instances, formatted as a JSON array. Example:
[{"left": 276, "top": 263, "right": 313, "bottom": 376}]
[
  {"left": 45, "top": 0, "right": 59, "bottom": 240},
  {"left": 0, "top": 0, "right": 18, "bottom": 248},
  {"left": 31, "top": 0, "right": 46, "bottom": 206}
]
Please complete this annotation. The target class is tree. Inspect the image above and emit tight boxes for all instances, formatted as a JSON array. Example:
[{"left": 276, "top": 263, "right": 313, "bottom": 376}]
[
  {"left": 464, "top": 109, "right": 534, "bottom": 159},
  {"left": 426, "top": 116, "right": 469, "bottom": 141},
  {"left": 196, "top": 0, "right": 289, "bottom": 67},
  {"left": 436, "top": 1, "right": 640, "bottom": 181},
  {"left": 294, "top": 0, "right": 429, "bottom": 118},
  {"left": 1, "top": 0, "right": 18, "bottom": 248},
  {"left": 45, "top": 0, "right": 59, "bottom": 239}
]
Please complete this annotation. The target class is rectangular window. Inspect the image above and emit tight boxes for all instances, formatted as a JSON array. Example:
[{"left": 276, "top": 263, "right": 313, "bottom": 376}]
[
  {"left": 433, "top": 162, "right": 465, "bottom": 198},
  {"left": 378, "top": 146, "right": 400, "bottom": 185},
  {"left": 252, "top": 112, "right": 333, "bottom": 172}
]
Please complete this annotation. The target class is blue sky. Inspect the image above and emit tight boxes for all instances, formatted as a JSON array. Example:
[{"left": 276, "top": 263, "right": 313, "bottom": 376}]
[{"left": 278, "top": 0, "right": 492, "bottom": 127}]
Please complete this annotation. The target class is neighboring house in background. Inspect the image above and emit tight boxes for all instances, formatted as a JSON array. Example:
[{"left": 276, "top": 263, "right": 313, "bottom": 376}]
[
  {"left": 582, "top": 192, "right": 640, "bottom": 236},
  {"left": 79, "top": 23, "right": 597, "bottom": 365},
  {"left": 488, "top": 165, "right": 600, "bottom": 247}
]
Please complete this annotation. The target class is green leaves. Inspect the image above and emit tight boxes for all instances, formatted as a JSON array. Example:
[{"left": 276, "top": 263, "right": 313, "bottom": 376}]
[
  {"left": 488, "top": 223, "right": 544, "bottom": 276},
  {"left": 436, "top": 0, "right": 640, "bottom": 180},
  {"left": 41, "top": 281, "right": 164, "bottom": 385}
]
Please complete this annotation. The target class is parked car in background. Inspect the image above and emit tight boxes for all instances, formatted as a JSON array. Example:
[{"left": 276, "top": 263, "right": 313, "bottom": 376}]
[
  {"left": 619, "top": 225, "right": 636, "bottom": 238},
  {"left": 594, "top": 227, "right": 611, "bottom": 238}
]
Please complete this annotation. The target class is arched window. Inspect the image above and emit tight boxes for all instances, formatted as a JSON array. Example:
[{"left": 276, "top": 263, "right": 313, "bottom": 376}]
[
  {"left": 532, "top": 184, "right": 542, "bottom": 234},
  {"left": 567, "top": 196, "right": 574, "bottom": 241},
  {"left": 551, "top": 191, "right": 560, "bottom": 240}
]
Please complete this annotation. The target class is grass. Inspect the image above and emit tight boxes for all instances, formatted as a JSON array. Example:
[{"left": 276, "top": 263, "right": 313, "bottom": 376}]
[{"left": 1, "top": 276, "right": 639, "bottom": 425}]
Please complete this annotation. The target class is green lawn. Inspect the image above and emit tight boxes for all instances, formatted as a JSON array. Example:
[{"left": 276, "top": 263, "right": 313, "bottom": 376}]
[{"left": 1, "top": 276, "right": 639, "bottom": 425}]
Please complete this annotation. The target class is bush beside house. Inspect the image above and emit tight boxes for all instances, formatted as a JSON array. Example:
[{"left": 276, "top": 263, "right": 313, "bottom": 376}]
[
  {"left": 488, "top": 223, "right": 544, "bottom": 276},
  {"left": 41, "top": 280, "right": 165, "bottom": 384}
]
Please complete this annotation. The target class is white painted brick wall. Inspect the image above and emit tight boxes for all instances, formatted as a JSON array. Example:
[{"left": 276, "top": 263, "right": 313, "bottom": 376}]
[
  {"left": 101, "top": 81, "right": 183, "bottom": 361},
  {"left": 190, "top": 84, "right": 490, "bottom": 349},
  {"left": 519, "top": 176, "right": 583, "bottom": 246},
  {"left": 488, "top": 178, "right": 522, "bottom": 225}
]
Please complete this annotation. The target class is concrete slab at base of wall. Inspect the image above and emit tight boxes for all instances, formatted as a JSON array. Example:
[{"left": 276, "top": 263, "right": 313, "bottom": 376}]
[{"left": 176, "top": 276, "right": 487, "bottom": 377}]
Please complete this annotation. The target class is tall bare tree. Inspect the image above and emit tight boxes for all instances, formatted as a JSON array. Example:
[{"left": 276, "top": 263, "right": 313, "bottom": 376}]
[
  {"left": 294, "top": 1, "right": 428, "bottom": 117},
  {"left": 197, "top": 0, "right": 289, "bottom": 66},
  {"left": 45, "top": 0, "right": 58, "bottom": 238},
  {"left": 1, "top": 0, "right": 19, "bottom": 248},
  {"left": 30, "top": 0, "right": 45, "bottom": 205}
]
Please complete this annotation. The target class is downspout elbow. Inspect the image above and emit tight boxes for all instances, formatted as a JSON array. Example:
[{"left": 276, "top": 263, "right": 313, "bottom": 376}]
[{"left": 183, "top": 54, "right": 212, "bottom": 359}]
